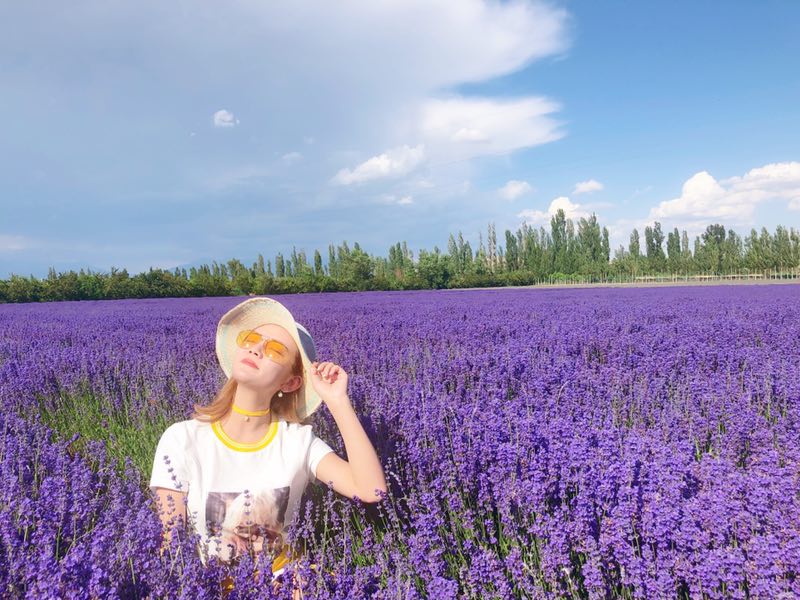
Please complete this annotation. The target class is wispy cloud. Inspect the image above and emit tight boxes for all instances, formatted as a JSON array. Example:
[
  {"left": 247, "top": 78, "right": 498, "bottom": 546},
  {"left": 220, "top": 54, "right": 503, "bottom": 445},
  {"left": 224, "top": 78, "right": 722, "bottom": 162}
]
[
  {"left": 418, "top": 96, "right": 564, "bottom": 161},
  {"left": 632, "top": 185, "right": 654, "bottom": 197},
  {"left": 0, "top": 0, "right": 573, "bottom": 278},
  {"left": 573, "top": 179, "right": 604, "bottom": 194},
  {"left": 498, "top": 180, "right": 533, "bottom": 201},
  {"left": 203, "top": 164, "right": 272, "bottom": 191},
  {"left": 281, "top": 152, "right": 303, "bottom": 165},
  {"left": 376, "top": 194, "right": 414, "bottom": 206},
  {"left": 0, "top": 234, "right": 34, "bottom": 252}
]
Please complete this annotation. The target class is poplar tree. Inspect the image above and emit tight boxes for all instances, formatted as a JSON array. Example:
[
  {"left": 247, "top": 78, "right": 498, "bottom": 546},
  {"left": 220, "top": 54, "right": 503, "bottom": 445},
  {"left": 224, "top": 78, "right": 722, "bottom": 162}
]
[
  {"left": 487, "top": 223, "right": 497, "bottom": 273},
  {"left": 275, "top": 253, "right": 285, "bottom": 278},
  {"left": 667, "top": 227, "right": 681, "bottom": 272},
  {"left": 314, "top": 249, "right": 323, "bottom": 276},
  {"left": 504, "top": 229, "right": 519, "bottom": 271},
  {"left": 328, "top": 244, "right": 337, "bottom": 278}
]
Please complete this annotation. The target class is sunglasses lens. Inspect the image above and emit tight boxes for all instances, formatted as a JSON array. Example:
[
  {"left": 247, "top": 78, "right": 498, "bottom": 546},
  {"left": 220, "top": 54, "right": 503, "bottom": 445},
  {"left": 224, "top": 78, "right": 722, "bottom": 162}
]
[
  {"left": 236, "top": 330, "right": 292, "bottom": 365},
  {"left": 264, "top": 340, "right": 291, "bottom": 364},
  {"left": 237, "top": 330, "right": 261, "bottom": 348}
]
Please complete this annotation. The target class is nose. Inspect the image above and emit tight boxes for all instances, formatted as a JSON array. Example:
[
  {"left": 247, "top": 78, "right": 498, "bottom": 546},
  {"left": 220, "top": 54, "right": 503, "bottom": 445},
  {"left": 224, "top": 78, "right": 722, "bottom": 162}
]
[{"left": 248, "top": 339, "right": 265, "bottom": 356}]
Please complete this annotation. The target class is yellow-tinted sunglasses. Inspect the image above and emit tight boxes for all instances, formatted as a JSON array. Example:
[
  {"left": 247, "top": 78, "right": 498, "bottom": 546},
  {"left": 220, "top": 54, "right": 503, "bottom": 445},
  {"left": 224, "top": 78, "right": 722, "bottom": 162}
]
[{"left": 236, "top": 330, "right": 293, "bottom": 365}]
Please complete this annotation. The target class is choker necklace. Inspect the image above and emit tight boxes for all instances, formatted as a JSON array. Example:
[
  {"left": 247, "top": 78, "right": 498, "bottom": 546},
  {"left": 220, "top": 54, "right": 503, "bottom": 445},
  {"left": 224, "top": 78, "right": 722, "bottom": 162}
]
[{"left": 232, "top": 404, "right": 271, "bottom": 422}]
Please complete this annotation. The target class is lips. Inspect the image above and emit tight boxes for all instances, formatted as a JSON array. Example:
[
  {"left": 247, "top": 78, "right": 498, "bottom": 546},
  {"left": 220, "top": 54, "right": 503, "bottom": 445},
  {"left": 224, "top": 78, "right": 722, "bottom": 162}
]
[{"left": 241, "top": 358, "right": 258, "bottom": 369}]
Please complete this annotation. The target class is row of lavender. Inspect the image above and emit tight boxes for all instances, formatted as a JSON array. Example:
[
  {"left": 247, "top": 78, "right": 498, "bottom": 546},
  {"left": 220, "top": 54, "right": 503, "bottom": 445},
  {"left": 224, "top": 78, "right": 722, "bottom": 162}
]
[{"left": 1, "top": 285, "right": 798, "bottom": 598}]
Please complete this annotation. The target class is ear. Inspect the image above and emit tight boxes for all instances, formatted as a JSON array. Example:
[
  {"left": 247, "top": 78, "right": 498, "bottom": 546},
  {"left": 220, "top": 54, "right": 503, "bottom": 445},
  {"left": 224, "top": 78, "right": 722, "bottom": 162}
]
[{"left": 283, "top": 374, "right": 303, "bottom": 393}]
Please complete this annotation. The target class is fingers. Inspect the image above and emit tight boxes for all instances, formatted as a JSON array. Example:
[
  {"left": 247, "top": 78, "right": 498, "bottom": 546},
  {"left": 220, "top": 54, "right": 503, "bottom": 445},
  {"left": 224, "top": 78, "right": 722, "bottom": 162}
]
[{"left": 311, "top": 361, "right": 343, "bottom": 381}]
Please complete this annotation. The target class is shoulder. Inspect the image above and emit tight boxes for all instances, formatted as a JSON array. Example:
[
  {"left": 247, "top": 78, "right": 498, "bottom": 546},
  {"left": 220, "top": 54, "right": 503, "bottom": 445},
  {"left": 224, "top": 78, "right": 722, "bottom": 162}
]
[
  {"left": 283, "top": 419, "right": 315, "bottom": 433},
  {"left": 282, "top": 420, "right": 319, "bottom": 442}
]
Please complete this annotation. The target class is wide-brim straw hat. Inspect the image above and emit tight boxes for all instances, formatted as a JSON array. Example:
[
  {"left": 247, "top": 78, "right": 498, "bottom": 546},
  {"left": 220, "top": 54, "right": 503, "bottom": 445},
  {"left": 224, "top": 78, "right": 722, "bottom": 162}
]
[{"left": 215, "top": 296, "right": 322, "bottom": 420}]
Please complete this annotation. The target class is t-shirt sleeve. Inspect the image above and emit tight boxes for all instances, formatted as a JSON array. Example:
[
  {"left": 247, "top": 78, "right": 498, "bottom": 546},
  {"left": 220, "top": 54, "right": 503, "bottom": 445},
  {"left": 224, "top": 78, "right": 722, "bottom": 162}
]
[
  {"left": 307, "top": 430, "right": 335, "bottom": 481},
  {"left": 149, "top": 422, "right": 190, "bottom": 494}
]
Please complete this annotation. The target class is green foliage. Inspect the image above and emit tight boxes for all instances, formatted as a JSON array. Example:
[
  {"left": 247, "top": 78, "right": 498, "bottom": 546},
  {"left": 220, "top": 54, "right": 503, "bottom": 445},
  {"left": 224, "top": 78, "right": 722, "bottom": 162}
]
[
  {"left": 2, "top": 222, "right": 799, "bottom": 303},
  {"left": 29, "top": 384, "right": 175, "bottom": 478}
]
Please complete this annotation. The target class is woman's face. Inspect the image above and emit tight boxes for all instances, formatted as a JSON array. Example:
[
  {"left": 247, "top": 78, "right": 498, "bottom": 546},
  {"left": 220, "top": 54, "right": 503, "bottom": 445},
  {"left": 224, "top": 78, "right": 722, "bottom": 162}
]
[{"left": 231, "top": 323, "right": 300, "bottom": 389}]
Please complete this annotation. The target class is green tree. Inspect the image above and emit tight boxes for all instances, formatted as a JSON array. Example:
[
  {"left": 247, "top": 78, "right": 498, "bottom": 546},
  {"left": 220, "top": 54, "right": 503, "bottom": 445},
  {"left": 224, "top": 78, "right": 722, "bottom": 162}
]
[
  {"left": 667, "top": 227, "right": 681, "bottom": 272},
  {"left": 601, "top": 227, "right": 610, "bottom": 267},
  {"left": 227, "top": 258, "right": 253, "bottom": 295},
  {"left": 275, "top": 254, "right": 285, "bottom": 278},
  {"left": 256, "top": 254, "right": 266, "bottom": 276},
  {"left": 644, "top": 222, "right": 666, "bottom": 273},
  {"left": 416, "top": 247, "right": 452, "bottom": 289},
  {"left": 551, "top": 209, "right": 568, "bottom": 273},
  {"left": 773, "top": 225, "right": 796, "bottom": 270},
  {"left": 327, "top": 244, "right": 337, "bottom": 278},
  {"left": 577, "top": 213, "right": 603, "bottom": 275},
  {"left": 628, "top": 228, "right": 641, "bottom": 274},
  {"left": 722, "top": 229, "right": 743, "bottom": 272},
  {"left": 314, "top": 249, "right": 324, "bottom": 276},
  {"left": 697, "top": 224, "right": 727, "bottom": 273},
  {"left": 339, "top": 243, "right": 374, "bottom": 290},
  {"left": 504, "top": 229, "right": 520, "bottom": 272}
]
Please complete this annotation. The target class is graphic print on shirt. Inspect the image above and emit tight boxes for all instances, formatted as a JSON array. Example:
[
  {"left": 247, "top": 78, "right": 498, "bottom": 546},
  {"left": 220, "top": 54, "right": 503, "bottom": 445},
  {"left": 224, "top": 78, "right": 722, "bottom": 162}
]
[{"left": 205, "top": 486, "right": 290, "bottom": 562}]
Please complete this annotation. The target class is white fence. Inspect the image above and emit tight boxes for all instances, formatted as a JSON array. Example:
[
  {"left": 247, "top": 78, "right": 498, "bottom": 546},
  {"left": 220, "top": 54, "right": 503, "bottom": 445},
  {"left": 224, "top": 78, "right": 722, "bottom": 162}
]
[{"left": 536, "top": 268, "right": 800, "bottom": 287}]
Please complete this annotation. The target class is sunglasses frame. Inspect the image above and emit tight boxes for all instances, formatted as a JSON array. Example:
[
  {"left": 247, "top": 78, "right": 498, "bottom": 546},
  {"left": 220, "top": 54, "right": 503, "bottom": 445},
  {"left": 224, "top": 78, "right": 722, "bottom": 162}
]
[{"left": 235, "top": 329, "right": 293, "bottom": 366}]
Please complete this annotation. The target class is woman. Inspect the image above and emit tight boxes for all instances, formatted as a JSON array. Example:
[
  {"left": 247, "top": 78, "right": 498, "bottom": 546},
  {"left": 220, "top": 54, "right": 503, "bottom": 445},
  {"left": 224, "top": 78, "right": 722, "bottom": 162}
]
[{"left": 149, "top": 296, "right": 387, "bottom": 596}]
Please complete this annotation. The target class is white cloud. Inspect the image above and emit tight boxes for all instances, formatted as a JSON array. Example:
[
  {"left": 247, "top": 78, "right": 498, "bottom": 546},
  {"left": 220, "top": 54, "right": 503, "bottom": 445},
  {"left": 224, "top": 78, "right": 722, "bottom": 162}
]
[
  {"left": 201, "top": 1, "right": 568, "bottom": 188},
  {"left": 498, "top": 180, "right": 533, "bottom": 201},
  {"left": 573, "top": 179, "right": 604, "bottom": 194},
  {"left": 517, "top": 196, "right": 590, "bottom": 225},
  {"left": 418, "top": 96, "right": 563, "bottom": 161},
  {"left": 581, "top": 200, "right": 616, "bottom": 210},
  {"left": 452, "top": 127, "right": 488, "bottom": 142},
  {"left": 204, "top": 164, "right": 271, "bottom": 191},
  {"left": 377, "top": 194, "right": 414, "bottom": 206},
  {"left": 332, "top": 144, "right": 425, "bottom": 185},
  {"left": 281, "top": 152, "right": 303, "bottom": 164},
  {"left": 213, "top": 109, "right": 239, "bottom": 128},
  {"left": 1, "top": 0, "right": 573, "bottom": 277},
  {"left": 649, "top": 161, "right": 800, "bottom": 223},
  {"left": 0, "top": 234, "right": 33, "bottom": 251}
]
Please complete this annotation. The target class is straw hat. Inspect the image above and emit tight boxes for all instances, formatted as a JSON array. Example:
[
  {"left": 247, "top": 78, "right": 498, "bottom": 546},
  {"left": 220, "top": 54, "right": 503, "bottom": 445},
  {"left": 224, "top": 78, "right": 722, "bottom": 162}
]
[{"left": 215, "top": 296, "right": 322, "bottom": 420}]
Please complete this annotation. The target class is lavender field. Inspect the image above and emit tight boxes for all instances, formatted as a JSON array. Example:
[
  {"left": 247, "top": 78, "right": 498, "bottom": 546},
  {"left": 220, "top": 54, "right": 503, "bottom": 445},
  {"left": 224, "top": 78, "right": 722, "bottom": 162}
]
[{"left": 1, "top": 285, "right": 799, "bottom": 599}]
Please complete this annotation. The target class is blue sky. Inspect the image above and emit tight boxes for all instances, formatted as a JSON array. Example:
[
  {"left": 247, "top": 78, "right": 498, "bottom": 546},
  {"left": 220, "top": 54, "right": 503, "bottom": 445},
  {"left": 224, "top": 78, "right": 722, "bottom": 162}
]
[{"left": 1, "top": 0, "right": 798, "bottom": 279}]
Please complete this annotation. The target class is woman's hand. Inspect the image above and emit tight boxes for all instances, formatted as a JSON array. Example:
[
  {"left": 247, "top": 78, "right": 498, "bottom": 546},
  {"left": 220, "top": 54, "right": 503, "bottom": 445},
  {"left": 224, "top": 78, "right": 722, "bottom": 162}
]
[{"left": 309, "top": 361, "right": 350, "bottom": 408}]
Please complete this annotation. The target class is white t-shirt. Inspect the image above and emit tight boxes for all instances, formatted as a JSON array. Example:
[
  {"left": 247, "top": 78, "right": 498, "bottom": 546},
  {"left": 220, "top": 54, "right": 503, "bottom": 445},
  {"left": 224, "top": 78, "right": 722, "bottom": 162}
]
[{"left": 149, "top": 417, "right": 334, "bottom": 566}]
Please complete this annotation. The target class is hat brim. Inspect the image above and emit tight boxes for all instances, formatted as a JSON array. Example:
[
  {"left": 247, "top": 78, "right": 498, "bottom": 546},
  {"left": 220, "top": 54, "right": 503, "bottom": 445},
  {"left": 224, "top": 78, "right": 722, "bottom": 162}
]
[{"left": 215, "top": 297, "right": 322, "bottom": 420}]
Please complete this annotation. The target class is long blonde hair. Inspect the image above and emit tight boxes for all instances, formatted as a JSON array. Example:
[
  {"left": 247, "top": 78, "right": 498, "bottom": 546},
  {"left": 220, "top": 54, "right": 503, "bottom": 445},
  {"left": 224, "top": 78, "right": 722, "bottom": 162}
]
[{"left": 192, "top": 350, "right": 311, "bottom": 425}]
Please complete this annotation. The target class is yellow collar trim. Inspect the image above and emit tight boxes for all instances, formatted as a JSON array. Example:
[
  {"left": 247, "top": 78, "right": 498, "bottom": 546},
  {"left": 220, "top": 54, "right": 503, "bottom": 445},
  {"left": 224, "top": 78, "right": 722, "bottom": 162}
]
[{"left": 212, "top": 419, "right": 279, "bottom": 452}]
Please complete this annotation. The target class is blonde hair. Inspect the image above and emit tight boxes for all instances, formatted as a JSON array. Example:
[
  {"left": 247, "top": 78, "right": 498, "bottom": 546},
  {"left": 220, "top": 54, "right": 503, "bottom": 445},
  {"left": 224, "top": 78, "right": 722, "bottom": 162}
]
[{"left": 192, "top": 350, "right": 311, "bottom": 425}]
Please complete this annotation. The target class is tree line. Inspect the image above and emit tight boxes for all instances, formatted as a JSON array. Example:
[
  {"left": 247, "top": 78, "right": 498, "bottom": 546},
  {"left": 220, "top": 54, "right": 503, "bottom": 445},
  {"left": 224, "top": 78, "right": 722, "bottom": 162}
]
[{"left": 2, "top": 210, "right": 799, "bottom": 303}]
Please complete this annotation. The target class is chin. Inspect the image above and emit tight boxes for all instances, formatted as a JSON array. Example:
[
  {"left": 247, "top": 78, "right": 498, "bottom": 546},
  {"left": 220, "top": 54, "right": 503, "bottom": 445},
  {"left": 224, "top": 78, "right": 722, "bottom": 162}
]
[
  {"left": 231, "top": 370, "right": 254, "bottom": 384},
  {"left": 232, "top": 371, "right": 269, "bottom": 389}
]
